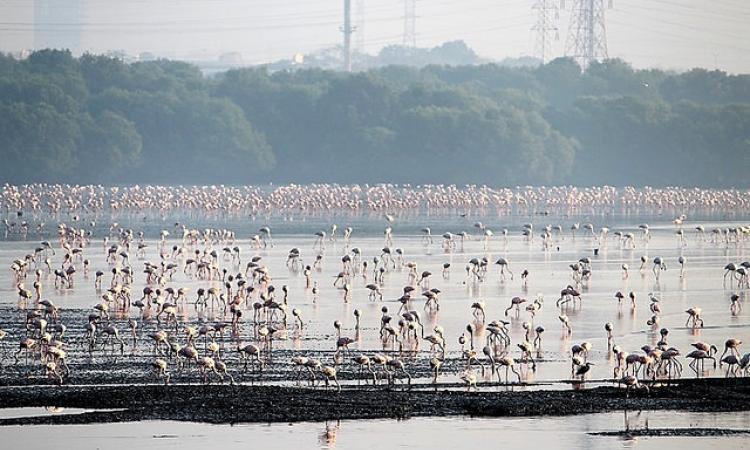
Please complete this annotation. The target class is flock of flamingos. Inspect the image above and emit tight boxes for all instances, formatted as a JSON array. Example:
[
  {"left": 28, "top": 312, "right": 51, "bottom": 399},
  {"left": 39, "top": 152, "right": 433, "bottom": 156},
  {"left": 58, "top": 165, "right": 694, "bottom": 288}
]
[{"left": 0, "top": 183, "right": 749, "bottom": 393}]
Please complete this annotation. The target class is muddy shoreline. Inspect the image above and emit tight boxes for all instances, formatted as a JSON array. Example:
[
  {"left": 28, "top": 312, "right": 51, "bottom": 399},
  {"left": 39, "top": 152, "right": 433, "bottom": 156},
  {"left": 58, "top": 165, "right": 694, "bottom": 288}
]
[
  {"left": 1, "top": 377, "right": 749, "bottom": 426},
  {"left": 591, "top": 428, "right": 750, "bottom": 437}
]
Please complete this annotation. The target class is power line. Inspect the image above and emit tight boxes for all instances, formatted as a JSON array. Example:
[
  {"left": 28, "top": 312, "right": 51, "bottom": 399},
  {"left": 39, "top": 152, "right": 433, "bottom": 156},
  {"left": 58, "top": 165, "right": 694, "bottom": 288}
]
[
  {"left": 355, "top": 0, "right": 365, "bottom": 53},
  {"left": 2, "top": 0, "right": 746, "bottom": 69},
  {"left": 341, "top": 0, "right": 353, "bottom": 71},
  {"left": 566, "top": 0, "right": 611, "bottom": 68},
  {"left": 3, "top": 2, "right": 406, "bottom": 28},
  {"left": 402, "top": 0, "right": 416, "bottom": 47},
  {"left": 607, "top": 18, "right": 750, "bottom": 54},
  {"left": 612, "top": 6, "right": 748, "bottom": 40},
  {"left": 531, "top": 0, "right": 560, "bottom": 64},
  {"left": 365, "top": 16, "right": 532, "bottom": 49},
  {"left": 646, "top": 0, "right": 749, "bottom": 18}
]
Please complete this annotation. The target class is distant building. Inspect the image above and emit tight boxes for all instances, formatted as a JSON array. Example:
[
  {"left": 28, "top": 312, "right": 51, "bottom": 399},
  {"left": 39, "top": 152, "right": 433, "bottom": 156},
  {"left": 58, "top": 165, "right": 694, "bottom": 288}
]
[{"left": 34, "top": 0, "right": 83, "bottom": 53}]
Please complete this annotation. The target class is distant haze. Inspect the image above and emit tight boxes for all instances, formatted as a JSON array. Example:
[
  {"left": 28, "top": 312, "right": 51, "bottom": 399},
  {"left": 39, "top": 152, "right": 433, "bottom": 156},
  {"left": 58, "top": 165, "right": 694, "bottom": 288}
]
[{"left": 0, "top": 0, "right": 747, "bottom": 73}]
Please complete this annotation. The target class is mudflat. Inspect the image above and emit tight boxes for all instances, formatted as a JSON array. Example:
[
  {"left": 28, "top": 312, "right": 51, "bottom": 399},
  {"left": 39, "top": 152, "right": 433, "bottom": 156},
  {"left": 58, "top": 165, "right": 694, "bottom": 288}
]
[{"left": 0, "top": 377, "right": 748, "bottom": 425}]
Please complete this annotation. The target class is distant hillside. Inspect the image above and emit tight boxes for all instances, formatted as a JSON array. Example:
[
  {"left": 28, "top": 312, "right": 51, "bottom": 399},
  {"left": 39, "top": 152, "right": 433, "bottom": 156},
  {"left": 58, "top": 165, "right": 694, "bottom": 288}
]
[{"left": 263, "top": 41, "right": 498, "bottom": 72}]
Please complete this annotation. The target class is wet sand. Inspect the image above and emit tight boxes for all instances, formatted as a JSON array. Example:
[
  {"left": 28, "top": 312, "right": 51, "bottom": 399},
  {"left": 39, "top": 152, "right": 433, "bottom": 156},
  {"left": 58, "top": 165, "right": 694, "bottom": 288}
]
[{"left": 1, "top": 377, "right": 749, "bottom": 426}]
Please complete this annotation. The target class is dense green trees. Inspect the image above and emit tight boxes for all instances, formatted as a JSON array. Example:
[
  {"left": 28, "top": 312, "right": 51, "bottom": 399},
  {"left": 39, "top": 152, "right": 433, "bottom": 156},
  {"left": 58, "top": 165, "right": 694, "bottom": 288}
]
[
  {"left": 0, "top": 49, "right": 748, "bottom": 186},
  {"left": 0, "top": 50, "right": 272, "bottom": 184}
]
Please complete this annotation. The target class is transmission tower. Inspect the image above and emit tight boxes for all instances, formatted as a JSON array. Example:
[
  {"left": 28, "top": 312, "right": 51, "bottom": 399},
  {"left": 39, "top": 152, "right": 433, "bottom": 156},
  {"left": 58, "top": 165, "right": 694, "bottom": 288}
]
[
  {"left": 531, "top": 0, "right": 560, "bottom": 64},
  {"left": 355, "top": 0, "right": 365, "bottom": 54},
  {"left": 402, "top": 0, "right": 416, "bottom": 47},
  {"left": 565, "top": 0, "right": 611, "bottom": 68},
  {"left": 341, "top": 0, "right": 354, "bottom": 71}
]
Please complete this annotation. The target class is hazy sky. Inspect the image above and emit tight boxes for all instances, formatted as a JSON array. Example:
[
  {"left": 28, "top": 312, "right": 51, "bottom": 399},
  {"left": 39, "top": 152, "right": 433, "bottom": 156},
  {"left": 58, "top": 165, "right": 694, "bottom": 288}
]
[{"left": 0, "top": 0, "right": 747, "bottom": 72}]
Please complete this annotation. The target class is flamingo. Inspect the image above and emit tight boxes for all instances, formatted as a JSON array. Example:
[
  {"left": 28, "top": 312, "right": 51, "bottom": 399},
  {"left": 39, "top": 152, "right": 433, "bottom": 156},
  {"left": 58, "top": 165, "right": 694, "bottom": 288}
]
[{"left": 495, "top": 258, "right": 513, "bottom": 280}]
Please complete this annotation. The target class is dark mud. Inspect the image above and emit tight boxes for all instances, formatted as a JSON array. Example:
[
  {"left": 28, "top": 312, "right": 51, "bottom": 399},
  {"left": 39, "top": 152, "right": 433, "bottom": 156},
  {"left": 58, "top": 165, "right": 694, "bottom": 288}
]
[
  {"left": 0, "top": 306, "right": 473, "bottom": 386},
  {"left": 592, "top": 428, "right": 750, "bottom": 437},
  {"left": 1, "top": 377, "right": 749, "bottom": 426}
]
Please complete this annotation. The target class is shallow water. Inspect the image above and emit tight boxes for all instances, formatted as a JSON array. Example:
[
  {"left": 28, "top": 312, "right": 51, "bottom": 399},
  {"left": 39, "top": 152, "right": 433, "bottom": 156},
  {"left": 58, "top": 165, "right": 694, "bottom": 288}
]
[
  {"left": 0, "top": 407, "right": 124, "bottom": 419},
  {"left": 1, "top": 210, "right": 748, "bottom": 384},
  {"left": 2, "top": 410, "right": 750, "bottom": 449},
  {"left": 1, "top": 210, "right": 750, "bottom": 448}
]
